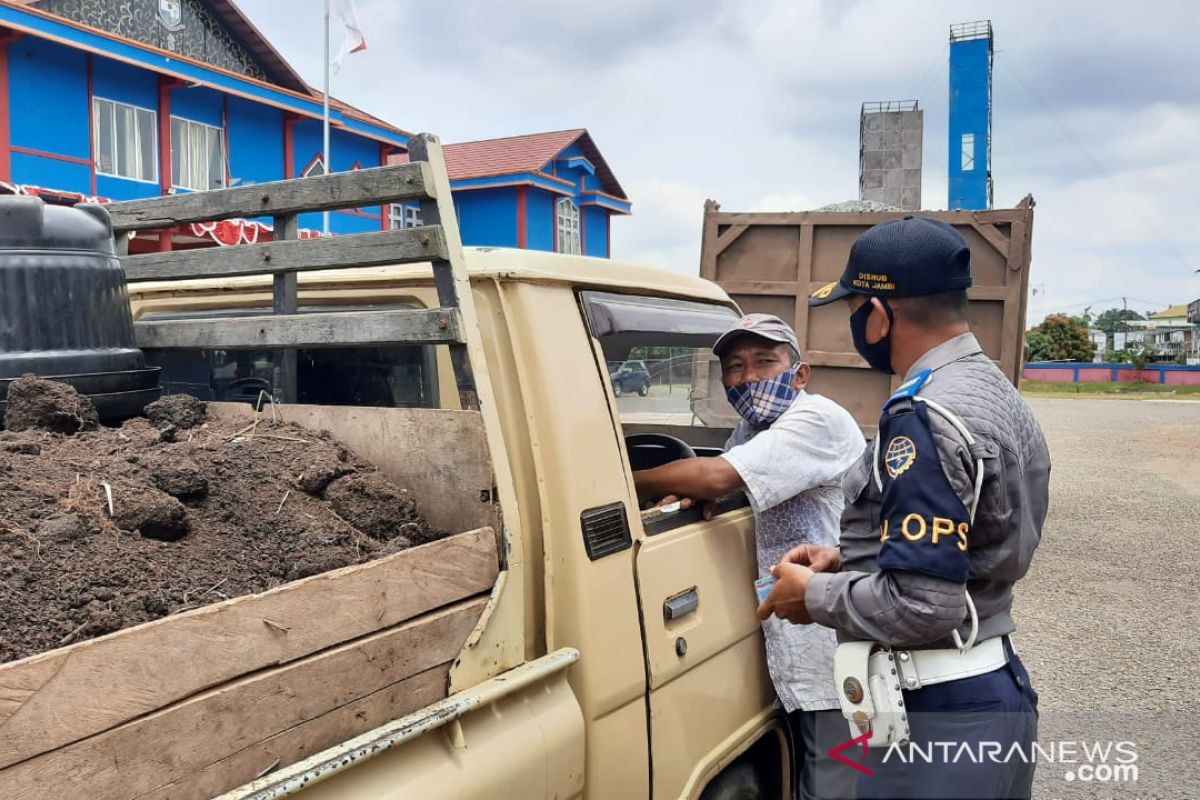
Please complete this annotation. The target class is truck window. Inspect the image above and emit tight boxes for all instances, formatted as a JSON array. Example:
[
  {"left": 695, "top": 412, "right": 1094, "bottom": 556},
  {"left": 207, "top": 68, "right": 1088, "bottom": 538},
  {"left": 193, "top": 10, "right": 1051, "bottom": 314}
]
[
  {"left": 580, "top": 291, "right": 748, "bottom": 532},
  {"left": 141, "top": 306, "right": 439, "bottom": 409}
]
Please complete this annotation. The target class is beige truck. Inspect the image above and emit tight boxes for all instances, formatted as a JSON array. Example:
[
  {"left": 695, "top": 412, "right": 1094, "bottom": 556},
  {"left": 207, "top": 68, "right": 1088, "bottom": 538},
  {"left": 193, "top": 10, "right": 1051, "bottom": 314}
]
[{"left": 0, "top": 135, "right": 1034, "bottom": 799}]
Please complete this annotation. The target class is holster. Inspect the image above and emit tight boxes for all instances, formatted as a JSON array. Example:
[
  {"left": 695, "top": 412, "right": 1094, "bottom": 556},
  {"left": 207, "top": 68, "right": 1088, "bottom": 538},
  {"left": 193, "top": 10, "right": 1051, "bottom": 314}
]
[{"left": 833, "top": 641, "right": 911, "bottom": 748}]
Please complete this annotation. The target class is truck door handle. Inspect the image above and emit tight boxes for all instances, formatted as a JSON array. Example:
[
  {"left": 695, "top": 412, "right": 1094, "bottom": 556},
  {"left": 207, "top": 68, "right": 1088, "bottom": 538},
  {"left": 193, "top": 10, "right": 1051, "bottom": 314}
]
[{"left": 663, "top": 588, "right": 699, "bottom": 621}]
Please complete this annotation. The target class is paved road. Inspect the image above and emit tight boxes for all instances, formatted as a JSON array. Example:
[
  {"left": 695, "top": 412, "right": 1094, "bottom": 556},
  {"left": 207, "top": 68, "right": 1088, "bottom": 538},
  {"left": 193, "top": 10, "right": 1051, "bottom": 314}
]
[{"left": 1018, "top": 398, "right": 1200, "bottom": 799}]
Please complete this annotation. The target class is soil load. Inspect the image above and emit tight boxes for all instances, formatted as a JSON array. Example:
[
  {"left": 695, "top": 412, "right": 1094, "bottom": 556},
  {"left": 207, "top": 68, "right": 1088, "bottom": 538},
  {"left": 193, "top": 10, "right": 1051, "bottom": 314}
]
[
  {"left": 0, "top": 380, "right": 439, "bottom": 664},
  {"left": 3, "top": 374, "right": 101, "bottom": 434}
]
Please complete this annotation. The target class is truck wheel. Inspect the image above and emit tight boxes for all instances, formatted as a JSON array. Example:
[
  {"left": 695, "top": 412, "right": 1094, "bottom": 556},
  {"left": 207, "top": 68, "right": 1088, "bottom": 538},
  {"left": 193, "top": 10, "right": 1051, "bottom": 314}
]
[
  {"left": 638, "top": 383, "right": 650, "bottom": 397},
  {"left": 612, "top": 382, "right": 622, "bottom": 398},
  {"left": 699, "top": 761, "right": 763, "bottom": 800}
]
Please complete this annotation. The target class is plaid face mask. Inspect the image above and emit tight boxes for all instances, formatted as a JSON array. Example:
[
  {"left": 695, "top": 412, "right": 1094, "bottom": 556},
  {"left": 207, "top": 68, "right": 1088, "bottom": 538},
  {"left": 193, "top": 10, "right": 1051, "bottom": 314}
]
[{"left": 724, "top": 365, "right": 799, "bottom": 430}]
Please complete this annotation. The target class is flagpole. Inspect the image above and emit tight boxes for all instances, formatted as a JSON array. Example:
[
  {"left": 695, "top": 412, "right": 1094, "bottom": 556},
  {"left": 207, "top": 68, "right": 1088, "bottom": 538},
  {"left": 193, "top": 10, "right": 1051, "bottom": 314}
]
[{"left": 322, "top": 0, "right": 331, "bottom": 235}]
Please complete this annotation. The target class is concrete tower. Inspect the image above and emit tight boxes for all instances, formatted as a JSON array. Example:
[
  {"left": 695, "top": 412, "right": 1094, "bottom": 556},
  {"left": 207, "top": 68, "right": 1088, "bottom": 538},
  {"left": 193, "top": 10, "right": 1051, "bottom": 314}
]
[
  {"left": 858, "top": 100, "right": 923, "bottom": 210},
  {"left": 948, "top": 20, "right": 994, "bottom": 209}
]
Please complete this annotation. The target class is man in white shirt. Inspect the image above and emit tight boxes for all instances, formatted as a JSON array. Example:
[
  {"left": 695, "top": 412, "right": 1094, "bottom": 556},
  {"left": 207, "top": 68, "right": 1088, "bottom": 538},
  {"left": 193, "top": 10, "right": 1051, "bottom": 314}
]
[{"left": 634, "top": 314, "right": 864, "bottom": 800}]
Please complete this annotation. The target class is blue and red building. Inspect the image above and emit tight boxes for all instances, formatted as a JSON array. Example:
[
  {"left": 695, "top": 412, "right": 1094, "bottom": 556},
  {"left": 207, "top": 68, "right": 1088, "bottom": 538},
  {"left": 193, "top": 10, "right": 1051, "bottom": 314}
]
[
  {"left": 393, "top": 129, "right": 630, "bottom": 259},
  {"left": 0, "top": 0, "right": 630, "bottom": 255}
]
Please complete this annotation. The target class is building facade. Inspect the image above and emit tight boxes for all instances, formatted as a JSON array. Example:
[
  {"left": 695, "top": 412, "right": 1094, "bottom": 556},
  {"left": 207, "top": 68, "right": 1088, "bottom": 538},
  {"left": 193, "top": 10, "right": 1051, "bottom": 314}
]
[
  {"left": 391, "top": 130, "right": 630, "bottom": 259},
  {"left": 0, "top": 1, "right": 630, "bottom": 256},
  {"left": 0, "top": 0, "right": 417, "bottom": 249},
  {"left": 1125, "top": 304, "right": 1194, "bottom": 363}
]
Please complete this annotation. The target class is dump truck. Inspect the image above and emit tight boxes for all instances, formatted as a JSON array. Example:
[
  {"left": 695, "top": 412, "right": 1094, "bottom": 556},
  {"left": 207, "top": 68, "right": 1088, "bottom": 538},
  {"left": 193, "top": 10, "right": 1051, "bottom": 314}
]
[{"left": 0, "top": 135, "right": 1035, "bottom": 799}]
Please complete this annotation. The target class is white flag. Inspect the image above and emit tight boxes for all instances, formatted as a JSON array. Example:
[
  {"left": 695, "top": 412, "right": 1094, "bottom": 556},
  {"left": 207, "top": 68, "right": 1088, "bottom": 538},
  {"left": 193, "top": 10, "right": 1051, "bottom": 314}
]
[{"left": 331, "top": 0, "right": 367, "bottom": 72}]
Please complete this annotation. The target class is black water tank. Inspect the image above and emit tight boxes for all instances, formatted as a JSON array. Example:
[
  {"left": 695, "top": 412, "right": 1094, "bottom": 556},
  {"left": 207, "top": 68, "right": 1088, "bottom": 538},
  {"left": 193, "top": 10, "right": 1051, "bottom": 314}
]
[{"left": 0, "top": 196, "right": 160, "bottom": 422}]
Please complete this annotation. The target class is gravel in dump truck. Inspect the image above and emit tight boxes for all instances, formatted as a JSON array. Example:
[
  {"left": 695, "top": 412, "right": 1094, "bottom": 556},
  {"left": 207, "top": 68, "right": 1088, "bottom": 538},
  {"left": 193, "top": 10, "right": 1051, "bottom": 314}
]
[{"left": 0, "top": 376, "right": 441, "bottom": 664}]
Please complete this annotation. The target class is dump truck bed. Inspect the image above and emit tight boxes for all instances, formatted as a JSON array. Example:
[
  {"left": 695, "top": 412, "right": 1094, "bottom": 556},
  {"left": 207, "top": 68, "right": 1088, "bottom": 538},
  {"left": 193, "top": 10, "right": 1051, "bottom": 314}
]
[{"left": 698, "top": 197, "right": 1035, "bottom": 431}]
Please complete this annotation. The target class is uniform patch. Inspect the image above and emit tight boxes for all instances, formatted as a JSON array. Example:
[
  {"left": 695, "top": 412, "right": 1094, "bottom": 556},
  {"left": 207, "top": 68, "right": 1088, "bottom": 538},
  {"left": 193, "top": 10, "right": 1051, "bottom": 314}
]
[
  {"left": 876, "top": 403, "right": 971, "bottom": 584},
  {"left": 884, "top": 435, "right": 917, "bottom": 479},
  {"left": 885, "top": 369, "right": 933, "bottom": 409},
  {"left": 811, "top": 281, "right": 837, "bottom": 300}
]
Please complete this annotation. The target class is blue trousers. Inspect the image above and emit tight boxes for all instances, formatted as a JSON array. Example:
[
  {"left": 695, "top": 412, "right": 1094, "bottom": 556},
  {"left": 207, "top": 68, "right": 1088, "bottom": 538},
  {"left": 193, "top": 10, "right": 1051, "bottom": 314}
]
[
  {"left": 789, "top": 708, "right": 860, "bottom": 800},
  {"left": 855, "top": 639, "right": 1039, "bottom": 800}
]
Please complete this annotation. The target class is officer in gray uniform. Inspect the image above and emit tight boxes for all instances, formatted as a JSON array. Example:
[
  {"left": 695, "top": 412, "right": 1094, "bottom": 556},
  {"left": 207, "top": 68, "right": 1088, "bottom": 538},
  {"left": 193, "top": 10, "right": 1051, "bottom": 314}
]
[{"left": 757, "top": 216, "right": 1050, "bottom": 800}]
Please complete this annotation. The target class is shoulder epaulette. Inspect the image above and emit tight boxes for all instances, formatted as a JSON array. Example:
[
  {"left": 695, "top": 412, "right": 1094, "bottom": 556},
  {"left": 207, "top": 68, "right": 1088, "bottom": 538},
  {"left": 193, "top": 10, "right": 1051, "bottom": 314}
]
[{"left": 884, "top": 369, "right": 933, "bottom": 409}]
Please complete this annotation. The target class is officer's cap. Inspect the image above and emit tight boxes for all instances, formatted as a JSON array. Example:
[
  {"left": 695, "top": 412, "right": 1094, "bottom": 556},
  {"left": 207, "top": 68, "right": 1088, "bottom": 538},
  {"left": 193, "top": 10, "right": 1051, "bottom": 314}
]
[{"left": 808, "top": 216, "right": 973, "bottom": 306}]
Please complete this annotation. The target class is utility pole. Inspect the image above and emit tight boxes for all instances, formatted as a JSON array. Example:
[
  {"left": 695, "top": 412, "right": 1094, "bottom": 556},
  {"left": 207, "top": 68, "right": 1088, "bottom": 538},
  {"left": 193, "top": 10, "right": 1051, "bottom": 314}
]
[{"left": 322, "top": 0, "right": 331, "bottom": 235}]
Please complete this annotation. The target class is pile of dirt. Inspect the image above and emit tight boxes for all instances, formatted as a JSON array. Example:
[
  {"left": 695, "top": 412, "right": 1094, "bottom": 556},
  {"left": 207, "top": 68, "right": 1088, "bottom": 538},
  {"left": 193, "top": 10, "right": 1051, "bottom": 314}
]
[
  {"left": 3, "top": 374, "right": 100, "bottom": 434},
  {"left": 144, "top": 394, "right": 207, "bottom": 431},
  {"left": 0, "top": 379, "right": 442, "bottom": 664}
]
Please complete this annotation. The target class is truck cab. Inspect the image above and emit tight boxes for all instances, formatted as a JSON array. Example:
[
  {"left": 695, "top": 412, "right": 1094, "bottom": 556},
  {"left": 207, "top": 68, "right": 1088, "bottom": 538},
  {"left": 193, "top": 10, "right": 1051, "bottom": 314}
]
[{"left": 128, "top": 247, "right": 790, "bottom": 799}]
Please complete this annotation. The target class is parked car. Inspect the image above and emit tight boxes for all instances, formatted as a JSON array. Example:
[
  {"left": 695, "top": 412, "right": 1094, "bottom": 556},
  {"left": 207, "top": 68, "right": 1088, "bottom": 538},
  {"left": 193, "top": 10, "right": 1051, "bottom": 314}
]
[{"left": 609, "top": 360, "right": 651, "bottom": 397}]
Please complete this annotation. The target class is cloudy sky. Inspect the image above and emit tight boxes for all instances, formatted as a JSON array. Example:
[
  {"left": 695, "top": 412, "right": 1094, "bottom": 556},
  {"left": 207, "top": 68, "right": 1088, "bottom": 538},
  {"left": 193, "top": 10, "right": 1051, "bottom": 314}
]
[{"left": 239, "top": 0, "right": 1200, "bottom": 322}]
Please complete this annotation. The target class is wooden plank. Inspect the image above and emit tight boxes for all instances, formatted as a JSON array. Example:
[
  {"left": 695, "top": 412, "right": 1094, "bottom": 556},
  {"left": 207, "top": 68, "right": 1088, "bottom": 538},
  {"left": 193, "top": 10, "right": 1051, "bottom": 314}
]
[
  {"left": 699, "top": 199, "right": 721, "bottom": 281},
  {"left": 792, "top": 223, "right": 814, "bottom": 354},
  {"left": 122, "top": 226, "right": 448, "bottom": 282},
  {"left": 206, "top": 404, "right": 495, "bottom": 536},
  {"left": 711, "top": 223, "right": 748, "bottom": 259},
  {"left": 0, "top": 527, "right": 498, "bottom": 770},
  {"left": 999, "top": 217, "right": 1030, "bottom": 380},
  {"left": 139, "top": 666, "right": 450, "bottom": 800},
  {"left": 707, "top": 211, "right": 909, "bottom": 226},
  {"left": 969, "top": 220, "right": 1012, "bottom": 257},
  {"left": 804, "top": 350, "right": 868, "bottom": 369},
  {"left": 108, "top": 162, "right": 436, "bottom": 231},
  {"left": 273, "top": 213, "right": 300, "bottom": 404},
  {"left": 706, "top": 207, "right": 1031, "bottom": 228},
  {"left": 409, "top": 134, "right": 480, "bottom": 411},
  {"left": 967, "top": 286, "right": 1008, "bottom": 302},
  {"left": 717, "top": 280, "right": 801, "bottom": 296},
  {"left": 0, "top": 601, "right": 485, "bottom": 800},
  {"left": 134, "top": 307, "right": 463, "bottom": 350}
]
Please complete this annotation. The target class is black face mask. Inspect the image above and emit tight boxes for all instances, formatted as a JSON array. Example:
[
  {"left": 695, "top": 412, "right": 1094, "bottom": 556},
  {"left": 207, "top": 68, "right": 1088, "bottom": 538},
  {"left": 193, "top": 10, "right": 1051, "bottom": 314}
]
[{"left": 850, "top": 299, "right": 895, "bottom": 374}]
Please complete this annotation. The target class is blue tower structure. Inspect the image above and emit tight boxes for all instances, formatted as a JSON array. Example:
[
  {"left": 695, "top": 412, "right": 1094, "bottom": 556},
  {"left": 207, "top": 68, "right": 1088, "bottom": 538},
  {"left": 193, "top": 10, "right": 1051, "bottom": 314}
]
[{"left": 948, "top": 20, "right": 993, "bottom": 210}]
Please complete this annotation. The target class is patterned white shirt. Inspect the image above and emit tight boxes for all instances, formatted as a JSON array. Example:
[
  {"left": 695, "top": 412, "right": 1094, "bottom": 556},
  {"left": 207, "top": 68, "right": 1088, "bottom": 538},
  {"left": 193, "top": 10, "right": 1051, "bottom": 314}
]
[{"left": 721, "top": 390, "right": 864, "bottom": 712}]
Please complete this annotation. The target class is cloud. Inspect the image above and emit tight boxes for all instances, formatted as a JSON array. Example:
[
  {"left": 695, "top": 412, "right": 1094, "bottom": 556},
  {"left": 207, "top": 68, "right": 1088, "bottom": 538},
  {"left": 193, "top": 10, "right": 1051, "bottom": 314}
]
[{"left": 237, "top": 0, "right": 1200, "bottom": 320}]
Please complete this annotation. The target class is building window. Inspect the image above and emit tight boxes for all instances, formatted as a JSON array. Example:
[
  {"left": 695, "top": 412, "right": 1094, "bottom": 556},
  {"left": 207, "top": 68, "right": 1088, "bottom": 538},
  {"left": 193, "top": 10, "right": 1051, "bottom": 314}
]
[
  {"left": 302, "top": 154, "right": 326, "bottom": 178},
  {"left": 961, "top": 133, "right": 975, "bottom": 172},
  {"left": 388, "top": 203, "right": 422, "bottom": 229},
  {"left": 93, "top": 97, "right": 157, "bottom": 182},
  {"left": 171, "top": 117, "right": 225, "bottom": 191},
  {"left": 556, "top": 198, "right": 581, "bottom": 255}
]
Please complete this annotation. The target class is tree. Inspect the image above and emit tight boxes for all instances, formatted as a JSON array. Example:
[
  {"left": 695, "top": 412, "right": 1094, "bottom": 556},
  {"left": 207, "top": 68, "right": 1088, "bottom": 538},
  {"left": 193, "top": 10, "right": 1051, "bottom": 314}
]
[
  {"left": 1025, "top": 314, "right": 1094, "bottom": 362},
  {"left": 1106, "top": 342, "right": 1153, "bottom": 379},
  {"left": 1093, "top": 308, "right": 1145, "bottom": 350},
  {"left": 1025, "top": 330, "right": 1054, "bottom": 362},
  {"left": 1094, "top": 307, "right": 1145, "bottom": 334}
]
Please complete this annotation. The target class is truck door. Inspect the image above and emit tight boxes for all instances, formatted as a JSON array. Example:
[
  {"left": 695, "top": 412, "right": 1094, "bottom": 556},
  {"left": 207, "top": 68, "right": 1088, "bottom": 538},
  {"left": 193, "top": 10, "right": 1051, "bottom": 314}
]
[{"left": 580, "top": 292, "right": 784, "bottom": 799}]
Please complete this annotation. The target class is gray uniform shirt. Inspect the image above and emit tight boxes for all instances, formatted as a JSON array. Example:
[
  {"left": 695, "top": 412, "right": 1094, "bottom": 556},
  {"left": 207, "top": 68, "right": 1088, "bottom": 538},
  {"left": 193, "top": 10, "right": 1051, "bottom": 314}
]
[
  {"left": 806, "top": 333, "right": 1051, "bottom": 648},
  {"left": 722, "top": 390, "right": 864, "bottom": 711}
]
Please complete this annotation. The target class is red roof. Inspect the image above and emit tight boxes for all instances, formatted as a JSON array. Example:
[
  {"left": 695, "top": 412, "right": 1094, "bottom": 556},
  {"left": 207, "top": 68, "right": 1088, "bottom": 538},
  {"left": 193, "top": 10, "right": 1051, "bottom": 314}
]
[{"left": 388, "top": 129, "right": 626, "bottom": 199}]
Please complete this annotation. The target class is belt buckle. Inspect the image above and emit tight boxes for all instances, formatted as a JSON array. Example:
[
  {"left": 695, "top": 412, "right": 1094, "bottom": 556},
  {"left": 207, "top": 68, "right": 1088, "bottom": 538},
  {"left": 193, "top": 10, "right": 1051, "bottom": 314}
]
[{"left": 894, "top": 649, "right": 921, "bottom": 691}]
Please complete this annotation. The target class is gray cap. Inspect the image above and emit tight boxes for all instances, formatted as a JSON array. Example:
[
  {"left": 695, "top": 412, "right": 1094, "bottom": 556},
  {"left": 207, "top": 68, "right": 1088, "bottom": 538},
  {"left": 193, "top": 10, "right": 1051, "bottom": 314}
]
[{"left": 713, "top": 313, "right": 802, "bottom": 358}]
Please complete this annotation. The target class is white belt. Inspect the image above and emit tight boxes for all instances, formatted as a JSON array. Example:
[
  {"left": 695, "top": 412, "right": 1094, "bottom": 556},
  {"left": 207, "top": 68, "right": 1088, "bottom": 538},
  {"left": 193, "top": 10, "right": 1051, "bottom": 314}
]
[{"left": 894, "top": 635, "right": 1010, "bottom": 691}]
